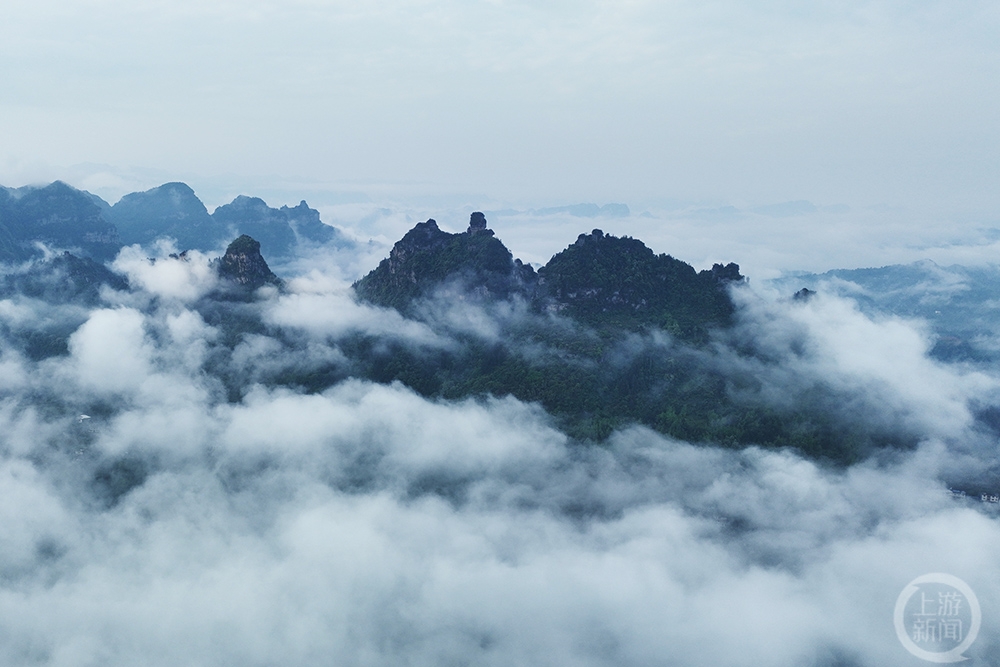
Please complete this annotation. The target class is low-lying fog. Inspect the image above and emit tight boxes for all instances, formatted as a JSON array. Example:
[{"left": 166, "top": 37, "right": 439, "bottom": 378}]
[{"left": 2, "top": 215, "right": 999, "bottom": 666}]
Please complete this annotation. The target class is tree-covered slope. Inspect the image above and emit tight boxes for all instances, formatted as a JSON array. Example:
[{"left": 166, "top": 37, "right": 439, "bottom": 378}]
[
  {"left": 0, "top": 182, "right": 120, "bottom": 261},
  {"left": 354, "top": 214, "right": 743, "bottom": 343},
  {"left": 108, "top": 182, "right": 228, "bottom": 251},
  {"left": 538, "top": 229, "right": 743, "bottom": 340},
  {"left": 343, "top": 216, "right": 894, "bottom": 459},
  {"left": 212, "top": 196, "right": 353, "bottom": 261},
  {"left": 353, "top": 213, "right": 537, "bottom": 312}
]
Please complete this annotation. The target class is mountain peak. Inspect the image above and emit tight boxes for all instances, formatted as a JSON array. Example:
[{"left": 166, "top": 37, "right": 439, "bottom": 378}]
[
  {"left": 213, "top": 195, "right": 350, "bottom": 259},
  {"left": 0, "top": 181, "right": 120, "bottom": 261},
  {"left": 109, "top": 182, "right": 223, "bottom": 250},
  {"left": 353, "top": 215, "right": 742, "bottom": 341},
  {"left": 467, "top": 211, "right": 494, "bottom": 236},
  {"left": 215, "top": 235, "right": 282, "bottom": 291},
  {"left": 353, "top": 214, "right": 533, "bottom": 311},
  {"left": 538, "top": 231, "right": 742, "bottom": 338}
]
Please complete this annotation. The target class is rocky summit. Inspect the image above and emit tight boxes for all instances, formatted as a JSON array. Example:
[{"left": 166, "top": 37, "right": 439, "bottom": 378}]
[
  {"left": 537, "top": 229, "right": 744, "bottom": 339},
  {"left": 215, "top": 234, "right": 282, "bottom": 292},
  {"left": 212, "top": 196, "right": 350, "bottom": 260},
  {"left": 108, "top": 182, "right": 227, "bottom": 251},
  {"left": 352, "top": 212, "right": 537, "bottom": 312},
  {"left": 354, "top": 214, "right": 743, "bottom": 342}
]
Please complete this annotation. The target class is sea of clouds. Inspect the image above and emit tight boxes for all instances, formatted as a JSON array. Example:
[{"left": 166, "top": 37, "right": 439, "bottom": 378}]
[{"left": 0, "top": 234, "right": 999, "bottom": 666}]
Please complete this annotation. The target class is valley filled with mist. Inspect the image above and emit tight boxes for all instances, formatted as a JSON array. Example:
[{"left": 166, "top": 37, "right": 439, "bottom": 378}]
[{"left": 0, "top": 180, "right": 998, "bottom": 665}]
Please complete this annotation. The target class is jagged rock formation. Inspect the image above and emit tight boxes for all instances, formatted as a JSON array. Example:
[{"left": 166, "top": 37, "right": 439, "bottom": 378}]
[
  {"left": 0, "top": 182, "right": 120, "bottom": 262},
  {"left": 214, "top": 235, "right": 282, "bottom": 292},
  {"left": 353, "top": 213, "right": 537, "bottom": 312},
  {"left": 212, "top": 196, "right": 351, "bottom": 260},
  {"left": 538, "top": 229, "right": 743, "bottom": 338},
  {"left": 108, "top": 182, "right": 227, "bottom": 251},
  {"left": 354, "top": 215, "right": 743, "bottom": 341}
]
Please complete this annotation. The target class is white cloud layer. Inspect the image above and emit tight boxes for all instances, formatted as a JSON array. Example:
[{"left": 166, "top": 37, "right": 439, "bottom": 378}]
[{"left": 0, "top": 256, "right": 998, "bottom": 665}]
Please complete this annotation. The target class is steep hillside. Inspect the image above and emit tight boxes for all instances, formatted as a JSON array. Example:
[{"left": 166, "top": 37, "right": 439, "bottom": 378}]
[
  {"left": 108, "top": 182, "right": 227, "bottom": 250},
  {"left": 0, "top": 182, "right": 120, "bottom": 261},
  {"left": 354, "top": 214, "right": 743, "bottom": 342},
  {"left": 353, "top": 213, "right": 537, "bottom": 312},
  {"left": 538, "top": 229, "right": 743, "bottom": 339},
  {"left": 212, "top": 196, "right": 352, "bottom": 260}
]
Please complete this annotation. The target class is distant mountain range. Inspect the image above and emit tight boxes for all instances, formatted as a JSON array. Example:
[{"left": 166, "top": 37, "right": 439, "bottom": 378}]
[
  {"left": 774, "top": 261, "right": 1000, "bottom": 362},
  {"left": 0, "top": 181, "right": 120, "bottom": 261},
  {"left": 0, "top": 180, "right": 354, "bottom": 264}
]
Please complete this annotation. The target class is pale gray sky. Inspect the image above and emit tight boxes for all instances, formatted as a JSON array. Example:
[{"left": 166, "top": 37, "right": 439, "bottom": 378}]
[{"left": 2, "top": 1, "right": 998, "bottom": 215}]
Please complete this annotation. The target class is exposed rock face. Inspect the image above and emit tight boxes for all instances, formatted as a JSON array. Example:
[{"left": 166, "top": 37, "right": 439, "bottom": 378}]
[
  {"left": 467, "top": 211, "right": 492, "bottom": 235},
  {"left": 212, "top": 196, "right": 351, "bottom": 260},
  {"left": 353, "top": 213, "right": 536, "bottom": 311},
  {"left": 108, "top": 182, "right": 226, "bottom": 251},
  {"left": 215, "top": 235, "right": 282, "bottom": 291},
  {"left": 0, "top": 182, "right": 120, "bottom": 261}
]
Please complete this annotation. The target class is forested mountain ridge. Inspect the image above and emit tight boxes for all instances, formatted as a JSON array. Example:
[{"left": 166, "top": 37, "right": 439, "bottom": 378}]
[
  {"left": 0, "top": 194, "right": 953, "bottom": 463},
  {"left": 0, "top": 182, "right": 120, "bottom": 261},
  {"left": 355, "top": 213, "right": 744, "bottom": 343},
  {"left": 346, "top": 214, "right": 892, "bottom": 459},
  {"left": 108, "top": 182, "right": 226, "bottom": 250},
  {"left": 212, "top": 196, "right": 349, "bottom": 261},
  {"left": 537, "top": 229, "right": 743, "bottom": 340},
  {"left": 353, "top": 212, "right": 538, "bottom": 312}
]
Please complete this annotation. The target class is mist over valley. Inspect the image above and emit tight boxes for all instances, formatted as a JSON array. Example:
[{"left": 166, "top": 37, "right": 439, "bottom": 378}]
[{"left": 0, "top": 180, "right": 998, "bottom": 665}]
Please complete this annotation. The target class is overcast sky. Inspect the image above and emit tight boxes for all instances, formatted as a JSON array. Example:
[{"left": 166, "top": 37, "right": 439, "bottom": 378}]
[{"left": 2, "top": 0, "right": 998, "bottom": 213}]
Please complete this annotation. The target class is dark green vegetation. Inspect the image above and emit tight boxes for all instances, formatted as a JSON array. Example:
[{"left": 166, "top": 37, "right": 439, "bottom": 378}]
[
  {"left": 538, "top": 230, "right": 741, "bottom": 340},
  {"left": 354, "top": 213, "right": 536, "bottom": 312},
  {"left": 348, "top": 214, "right": 912, "bottom": 462},
  {"left": 322, "top": 326, "right": 907, "bottom": 463},
  {"left": 0, "top": 190, "right": 928, "bottom": 464}
]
